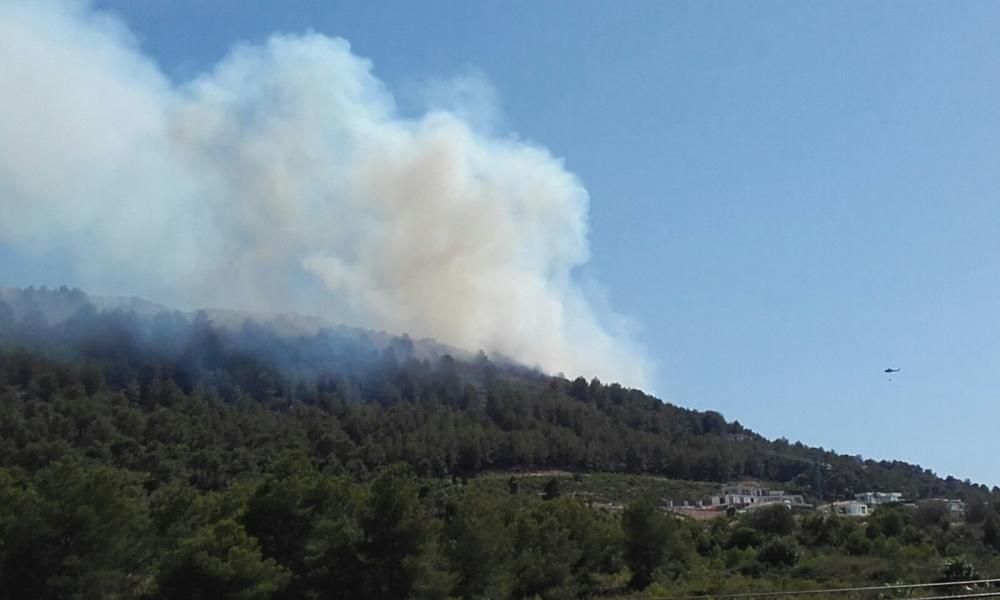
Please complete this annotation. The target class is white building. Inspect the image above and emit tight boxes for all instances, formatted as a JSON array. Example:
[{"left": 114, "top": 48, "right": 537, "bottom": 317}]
[
  {"left": 947, "top": 499, "right": 966, "bottom": 519},
  {"left": 711, "top": 482, "right": 806, "bottom": 508},
  {"left": 925, "top": 498, "right": 967, "bottom": 520},
  {"left": 855, "top": 492, "right": 903, "bottom": 505},
  {"left": 825, "top": 501, "right": 870, "bottom": 518}
]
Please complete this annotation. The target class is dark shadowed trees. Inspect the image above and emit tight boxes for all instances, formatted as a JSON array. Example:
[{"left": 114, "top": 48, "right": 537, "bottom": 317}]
[{"left": 622, "top": 495, "right": 677, "bottom": 589}]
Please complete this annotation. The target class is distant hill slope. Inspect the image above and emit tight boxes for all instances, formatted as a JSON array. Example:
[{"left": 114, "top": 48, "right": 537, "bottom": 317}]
[
  {"left": 0, "top": 286, "right": 989, "bottom": 501},
  {"left": 0, "top": 285, "right": 468, "bottom": 363}
]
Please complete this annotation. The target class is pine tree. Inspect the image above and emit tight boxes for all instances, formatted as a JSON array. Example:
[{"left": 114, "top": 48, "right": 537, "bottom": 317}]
[
  {"left": 622, "top": 495, "right": 675, "bottom": 589},
  {"left": 984, "top": 512, "right": 1000, "bottom": 552}
]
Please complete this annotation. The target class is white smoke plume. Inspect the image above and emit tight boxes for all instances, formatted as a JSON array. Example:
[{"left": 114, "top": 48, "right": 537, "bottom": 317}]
[{"left": 0, "top": 0, "right": 653, "bottom": 387}]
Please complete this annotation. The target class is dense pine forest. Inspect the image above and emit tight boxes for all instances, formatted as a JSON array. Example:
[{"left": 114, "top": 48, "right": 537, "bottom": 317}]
[{"left": 1, "top": 286, "right": 998, "bottom": 599}]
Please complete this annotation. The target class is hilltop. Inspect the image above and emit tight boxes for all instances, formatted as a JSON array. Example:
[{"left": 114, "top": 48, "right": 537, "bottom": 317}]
[{"left": 0, "top": 286, "right": 983, "bottom": 498}]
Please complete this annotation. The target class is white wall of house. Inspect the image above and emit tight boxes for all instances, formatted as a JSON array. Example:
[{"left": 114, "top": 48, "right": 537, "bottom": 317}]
[
  {"left": 710, "top": 483, "right": 804, "bottom": 508},
  {"left": 830, "top": 501, "right": 869, "bottom": 517},
  {"left": 855, "top": 492, "right": 902, "bottom": 505}
]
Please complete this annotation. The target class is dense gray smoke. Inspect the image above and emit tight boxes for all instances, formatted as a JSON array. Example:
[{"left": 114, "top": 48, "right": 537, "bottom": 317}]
[{"left": 0, "top": 1, "right": 652, "bottom": 387}]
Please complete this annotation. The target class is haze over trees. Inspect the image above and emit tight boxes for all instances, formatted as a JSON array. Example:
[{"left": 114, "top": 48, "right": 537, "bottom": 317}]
[{"left": 1, "top": 287, "right": 998, "bottom": 598}]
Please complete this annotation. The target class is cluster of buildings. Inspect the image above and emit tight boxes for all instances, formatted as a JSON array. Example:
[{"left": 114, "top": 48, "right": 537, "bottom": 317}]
[
  {"left": 668, "top": 481, "right": 809, "bottom": 520},
  {"left": 822, "top": 493, "right": 967, "bottom": 520},
  {"left": 669, "top": 480, "right": 966, "bottom": 521},
  {"left": 824, "top": 491, "right": 905, "bottom": 518}
]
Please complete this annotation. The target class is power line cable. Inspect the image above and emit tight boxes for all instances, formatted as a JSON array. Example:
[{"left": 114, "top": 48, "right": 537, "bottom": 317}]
[
  {"left": 646, "top": 578, "right": 1000, "bottom": 600},
  {"left": 899, "top": 593, "right": 1000, "bottom": 600}
]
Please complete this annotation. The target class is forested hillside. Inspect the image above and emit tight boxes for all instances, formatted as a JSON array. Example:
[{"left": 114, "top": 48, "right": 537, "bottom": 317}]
[
  {"left": 1, "top": 286, "right": 998, "bottom": 598},
  {"left": 0, "top": 287, "right": 983, "bottom": 498}
]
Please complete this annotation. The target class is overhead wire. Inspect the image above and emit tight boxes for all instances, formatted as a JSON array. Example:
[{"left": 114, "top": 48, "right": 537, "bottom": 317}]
[{"left": 645, "top": 578, "right": 1000, "bottom": 600}]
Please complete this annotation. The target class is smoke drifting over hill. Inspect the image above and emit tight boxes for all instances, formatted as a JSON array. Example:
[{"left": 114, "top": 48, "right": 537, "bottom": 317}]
[{"left": 0, "top": 1, "right": 651, "bottom": 387}]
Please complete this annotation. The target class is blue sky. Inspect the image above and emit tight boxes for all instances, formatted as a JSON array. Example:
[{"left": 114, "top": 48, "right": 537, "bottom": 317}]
[{"left": 18, "top": 1, "right": 1000, "bottom": 486}]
